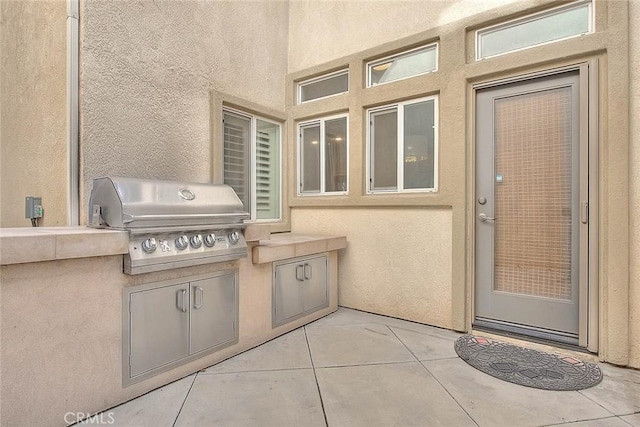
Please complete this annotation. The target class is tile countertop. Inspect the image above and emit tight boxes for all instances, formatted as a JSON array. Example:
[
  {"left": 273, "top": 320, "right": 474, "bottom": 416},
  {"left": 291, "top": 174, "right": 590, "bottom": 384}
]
[
  {"left": 252, "top": 233, "right": 347, "bottom": 264},
  {"left": 0, "top": 226, "right": 129, "bottom": 265},
  {"left": 0, "top": 227, "right": 344, "bottom": 266}
]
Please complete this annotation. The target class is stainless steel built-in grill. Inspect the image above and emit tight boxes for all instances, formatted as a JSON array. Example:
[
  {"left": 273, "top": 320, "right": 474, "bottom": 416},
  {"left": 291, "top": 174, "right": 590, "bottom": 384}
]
[{"left": 88, "top": 177, "right": 249, "bottom": 274}]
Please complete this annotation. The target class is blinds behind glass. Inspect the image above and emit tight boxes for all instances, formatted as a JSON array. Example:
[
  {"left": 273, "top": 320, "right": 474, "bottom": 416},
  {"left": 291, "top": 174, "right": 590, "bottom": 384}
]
[{"left": 223, "top": 112, "right": 251, "bottom": 212}]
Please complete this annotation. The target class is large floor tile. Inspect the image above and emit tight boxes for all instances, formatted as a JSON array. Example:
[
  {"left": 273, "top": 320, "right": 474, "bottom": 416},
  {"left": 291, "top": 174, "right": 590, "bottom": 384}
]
[
  {"left": 174, "top": 370, "right": 325, "bottom": 427},
  {"left": 200, "top": 328, "right": 312, "bottom": 374},
  {"left": 308, "top": 307, "right": 427, "bottom": 330},
  {"left": 620, "top": 413, "right": 640, "bottom": 426},
  {"left": 579, "top": 363, "right": 640, "bottom": 415},
  {"left": 98, "top": 374, "right": 195, "bottom": 427},
  {"left": 425, "top": 358, "right": 613, "bottom": 427},
  {"left": 316, "top": 362, "right": 476, "bottom": 427},
  {"left": 546, "top": 416, "right": 632, "bottom": 426},
  {"left": 390, "top": 324, "right": 460, "bottom": 361},
  {"left": 305, "top": 322, "right": 416, "bottom": 367}
]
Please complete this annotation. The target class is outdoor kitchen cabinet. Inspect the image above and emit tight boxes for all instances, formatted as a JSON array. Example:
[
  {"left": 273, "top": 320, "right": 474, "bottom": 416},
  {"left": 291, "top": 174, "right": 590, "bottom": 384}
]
[
  {"left": 273, "top": 254, "right": 328, "bottom": 327},
  {"left": 129, "top": 282, "right": 190, "bottom": 378},
  {"left": 190, "top": 274, "right": 237, "bottom": 354},
  {"left": 125, "top": 270, "right": 238, "bottom": 385}
]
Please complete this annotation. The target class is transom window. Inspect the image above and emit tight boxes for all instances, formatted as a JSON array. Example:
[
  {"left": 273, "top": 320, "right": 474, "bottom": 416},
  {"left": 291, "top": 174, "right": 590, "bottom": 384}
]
[
  {"left": 297, "top": 70, "right": 349, "bottom": 104},
  {"left": 367, "top": 96, "right": 438, "bottom": 193},
  {"left": 367, "top": 43, "right": 438, "bottom": 87},
  {"left": 223, "top": 108, "right": 281, "bottom": 221},
  {"left": 298, "top": 114, "right": 349, "bottom": 195},
  {"left": 476, "top": 0, "right": 593, "bottom": 60}
]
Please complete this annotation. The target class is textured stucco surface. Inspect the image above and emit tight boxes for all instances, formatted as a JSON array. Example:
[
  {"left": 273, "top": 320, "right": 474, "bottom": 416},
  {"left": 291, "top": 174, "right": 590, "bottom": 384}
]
[
  {"left": 629, "top": 0, "right": 640, "bottom": 368},
  {"left": 287, "top": 0, "right": 517, "bottom": 73},
  {"left": 79, "top": 0, "right": 288, "bottom": 223},
  {"left": 291, "top": 208, "right": 453, "bottom": 329},
  {"left": 0, "top": 0, "right": 67, "bottom": 227},
  {"left": 286, "top": 0, "right": 637, "bottom": 368}
]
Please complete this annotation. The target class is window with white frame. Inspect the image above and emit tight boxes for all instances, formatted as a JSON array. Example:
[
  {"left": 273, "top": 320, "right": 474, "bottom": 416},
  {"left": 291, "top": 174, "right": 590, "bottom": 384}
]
[
  {"left": 367, "top": 96, "right": 438, "bottom": 193},
  {"left": 298, "top": 115, "right": 348, "bottom": 195},
  {"left": 476, "top": 0, "right": 593, "bottom": 60},
  {"left": 297, "top": 70, "right": 349, "bottom": 104},
  {"left": 223, "top": 108, "right": 281, "bottom": 221},
  {"left": 367, "top": 43, "right": 438, "bottom": 87}
]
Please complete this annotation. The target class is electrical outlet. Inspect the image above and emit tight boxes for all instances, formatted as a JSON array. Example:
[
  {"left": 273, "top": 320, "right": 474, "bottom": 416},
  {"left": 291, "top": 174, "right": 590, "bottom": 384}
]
[{"left": 25, "top": 196, "right": 43, "bottom": 219}]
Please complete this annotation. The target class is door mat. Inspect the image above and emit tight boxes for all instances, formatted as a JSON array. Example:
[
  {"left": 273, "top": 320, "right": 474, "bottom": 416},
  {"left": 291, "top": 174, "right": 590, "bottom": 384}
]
[{"left": 454, "top": 334, "right": 602, "bottom": 391}]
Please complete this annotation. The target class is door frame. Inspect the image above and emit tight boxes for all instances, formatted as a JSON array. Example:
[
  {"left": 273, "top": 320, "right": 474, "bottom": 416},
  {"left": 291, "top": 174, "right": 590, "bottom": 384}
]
[{"left": 470, "top": 60, "right": 599, "bottom": 351}]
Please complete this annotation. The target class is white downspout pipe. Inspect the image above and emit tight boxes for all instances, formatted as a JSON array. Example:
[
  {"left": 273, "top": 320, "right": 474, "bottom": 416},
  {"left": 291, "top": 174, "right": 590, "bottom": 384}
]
[{"left": 67, "top": 0, "right": 79, "bottom": 225}]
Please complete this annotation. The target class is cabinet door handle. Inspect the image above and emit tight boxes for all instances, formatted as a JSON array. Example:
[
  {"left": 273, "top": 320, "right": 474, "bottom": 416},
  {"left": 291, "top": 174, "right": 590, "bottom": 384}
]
[
  {"left": 296, "top": 264, "right": 305, "bottom": 281},
  {"left": 304, "top": 263, "right": 312, "bottom": 280},
  {"left": 193, "top": 286, "right": 204, "bottom": 309},
  {"left": 177, "top": 289, "right": 188, "bottom": 313}
]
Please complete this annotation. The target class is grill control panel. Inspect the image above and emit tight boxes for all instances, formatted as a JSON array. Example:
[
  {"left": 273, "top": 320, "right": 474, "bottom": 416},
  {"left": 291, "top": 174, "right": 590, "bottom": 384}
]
[{"left": 125, "top": 229, "right": 247, "bottom": 274}]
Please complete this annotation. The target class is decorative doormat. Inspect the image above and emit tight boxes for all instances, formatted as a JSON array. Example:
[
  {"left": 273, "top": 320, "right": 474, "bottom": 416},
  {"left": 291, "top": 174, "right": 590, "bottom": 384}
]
[{"left": 454, "top": 334, "right": 603, "bottom": 391}]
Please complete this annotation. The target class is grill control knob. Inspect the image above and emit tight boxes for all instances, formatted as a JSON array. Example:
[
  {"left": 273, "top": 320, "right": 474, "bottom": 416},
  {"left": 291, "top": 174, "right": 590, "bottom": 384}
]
[
  {"left": 190, "top": 234, "right": 203, "bottom": 249},
  {"left": 228, "top": 231, "right": 240, "bottom": 245},
  {"left": 141, "top": 238, "right": 157, "bottom": 254},
  {"left": 203, "top": 233, "right": 216, "bottom": 247},
  {"left": 175, "top": 235, "right": 189, "bottom": 250}
]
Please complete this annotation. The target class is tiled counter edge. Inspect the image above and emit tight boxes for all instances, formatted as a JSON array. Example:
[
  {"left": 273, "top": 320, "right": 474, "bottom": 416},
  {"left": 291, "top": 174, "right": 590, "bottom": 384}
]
[{"left": 0, "top": 226, "right": 129, "bottom": 265}]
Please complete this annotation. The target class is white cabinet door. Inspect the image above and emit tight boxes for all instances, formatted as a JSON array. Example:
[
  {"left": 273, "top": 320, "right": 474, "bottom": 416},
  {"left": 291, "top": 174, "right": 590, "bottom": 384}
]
[
  {"left": 190, "top": 274, "right": 238, "bottom": 355},
  {"left": 129, "top": 282, "right": 190, "bottom": 378}
]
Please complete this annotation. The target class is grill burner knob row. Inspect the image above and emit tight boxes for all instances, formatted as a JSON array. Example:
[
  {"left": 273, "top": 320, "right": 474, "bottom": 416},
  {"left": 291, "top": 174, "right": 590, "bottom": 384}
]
[
  {"left": 190, "top": 234, "right": 203, "bottom": 249},
  {"left": 175, "top": 235, "right": 189, "bottom": 250},
  {"left": 141, "top": 238, "right": 157, "bottom": 254},
  {"left": 228, "top": 231, "right": 240, "bottom": 245},
  {"left": 203, "top": 233, "right": 216, "bottom": 247}
]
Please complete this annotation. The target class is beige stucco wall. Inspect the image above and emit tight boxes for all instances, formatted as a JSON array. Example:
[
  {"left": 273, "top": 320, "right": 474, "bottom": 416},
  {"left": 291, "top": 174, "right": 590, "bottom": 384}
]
[
  {"left": 628, "top": 0, "right": 640, "bottom": 368},
  {"left": 286, "top": 0, "right": 637, "bottom": 368},
  {"left": 291, "top": 208, "right": 453, "bottom": 329},
  {"left": 0, "top": 0, "right": 67, "bottom": 227},
  {"left": 287, "top": 0, "right": 517, "bottom": 73},
  {"left": 79, "top": 0, "right": 289, "bottom": 224}
]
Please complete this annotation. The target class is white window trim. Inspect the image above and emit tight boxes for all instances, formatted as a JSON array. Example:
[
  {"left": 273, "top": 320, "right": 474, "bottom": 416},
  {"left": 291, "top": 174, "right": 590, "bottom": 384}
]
[
  {"left": 366, "top": 42, "right": 439, "bottom": 88},
  {"left": 223, "top": 107, "right": 282, "bottom": 222},
  {"left": 475, "top": 0, "right": 594, "bottom": 61},
  {"left": 296, "top": 69, "right": 349, "bottom": 104},
  {"left": 366, "top": 96, "right": 439, "bottom": 194},
  {"left": 297, "top": 113, "right": 349, "bottom": 196}
]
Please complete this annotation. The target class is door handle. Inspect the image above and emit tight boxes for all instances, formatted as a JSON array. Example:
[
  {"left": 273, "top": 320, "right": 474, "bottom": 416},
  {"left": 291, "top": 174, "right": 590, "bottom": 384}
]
[
  {"left": 296, "top": 264, "right": 305, "bottom": 281},
  {"left": 193, "top": 286, "right": 204, "bottom": 309},
  {"left": 304, "top": 263, "right": 312, "bottom": 280},
  {"left": 479, "top": 213, "right": 495, "bottom": 222},
  {"left": 177, "top": 289, "right": 188, "bottom": 313}
]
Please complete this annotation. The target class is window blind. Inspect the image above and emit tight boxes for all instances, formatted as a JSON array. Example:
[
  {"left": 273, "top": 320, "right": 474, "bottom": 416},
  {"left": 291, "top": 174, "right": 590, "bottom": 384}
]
[
  {"left": 255, "top": 124, "right": 279, "bottom": 219},
  {"left": 223, "top": 113, "right": 251, "bottom": 212}
]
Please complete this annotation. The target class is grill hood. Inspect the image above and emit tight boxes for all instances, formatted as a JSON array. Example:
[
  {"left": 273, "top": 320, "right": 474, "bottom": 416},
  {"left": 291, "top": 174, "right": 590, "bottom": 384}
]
[{"left": 89, "top": 177, "right": 249, "bottom": 232}]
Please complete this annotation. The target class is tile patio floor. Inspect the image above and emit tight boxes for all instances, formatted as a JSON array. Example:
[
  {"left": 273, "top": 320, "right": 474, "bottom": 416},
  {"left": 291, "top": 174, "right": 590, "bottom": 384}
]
[{"left": 92, "top": 308, "right": 640, "bottom": 426}]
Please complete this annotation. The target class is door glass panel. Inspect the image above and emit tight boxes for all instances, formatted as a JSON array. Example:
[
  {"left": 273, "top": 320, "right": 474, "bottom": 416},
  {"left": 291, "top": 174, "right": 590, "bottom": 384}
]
[
  {"left": 301, "top": 124, "right": 321, "bottom": 193},
  {"left": 493, "top": 87, "right": 573, "bottom": 300},
  {"left": 324, "top": 117, "right": 347, "bottom": 192},
  {"left": 371, "top": 109, "right": 398, "bottom": 190}
]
